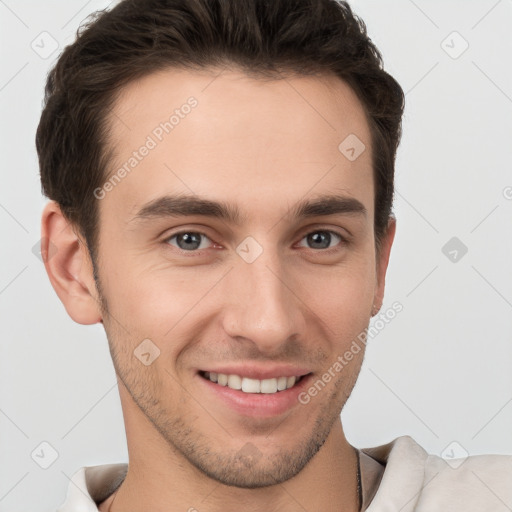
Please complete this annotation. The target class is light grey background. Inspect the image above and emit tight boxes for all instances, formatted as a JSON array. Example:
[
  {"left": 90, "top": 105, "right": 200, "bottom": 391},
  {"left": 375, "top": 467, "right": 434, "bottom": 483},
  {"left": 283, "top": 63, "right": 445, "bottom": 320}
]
[{"left": 1, "top": 1, "right": 511, "bottom": 510}]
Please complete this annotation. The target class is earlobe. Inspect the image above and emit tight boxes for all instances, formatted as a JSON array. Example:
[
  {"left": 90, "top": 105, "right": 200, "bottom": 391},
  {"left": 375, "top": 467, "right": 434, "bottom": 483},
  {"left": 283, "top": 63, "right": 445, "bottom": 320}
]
[
  {"left": 373, "top": 216, "right": 396, "bottom": 312},
  {"left": 41, "top": 201, "right": 102, "bottom": 325}
]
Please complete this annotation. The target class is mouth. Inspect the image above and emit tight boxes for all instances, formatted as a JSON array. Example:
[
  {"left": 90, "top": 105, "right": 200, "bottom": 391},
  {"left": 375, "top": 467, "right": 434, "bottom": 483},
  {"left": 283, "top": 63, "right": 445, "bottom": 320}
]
[
  {"left": 199, "top": 370, "right": 308, "bottom": 394},
  {"left": 196, "top": 364, "right": 314, "bottom": 417}
]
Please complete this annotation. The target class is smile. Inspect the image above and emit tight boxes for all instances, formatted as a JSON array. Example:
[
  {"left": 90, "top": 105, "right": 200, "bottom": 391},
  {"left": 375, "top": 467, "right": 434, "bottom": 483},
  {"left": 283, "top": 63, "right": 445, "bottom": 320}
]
[{"left": 200, "top": 371, "right": 305, "bottom": 394}]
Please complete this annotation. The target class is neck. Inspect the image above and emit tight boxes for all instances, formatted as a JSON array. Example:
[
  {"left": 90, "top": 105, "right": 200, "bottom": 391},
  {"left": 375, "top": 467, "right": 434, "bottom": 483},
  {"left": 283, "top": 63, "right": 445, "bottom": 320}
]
[{"left": 103, "top": 383, "right": 360, "bottom": 512}]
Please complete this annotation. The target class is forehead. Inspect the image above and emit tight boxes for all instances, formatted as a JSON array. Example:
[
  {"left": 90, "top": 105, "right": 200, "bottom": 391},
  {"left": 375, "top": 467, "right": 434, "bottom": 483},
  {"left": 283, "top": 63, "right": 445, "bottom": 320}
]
[{"left": 101, "top": 67, "right": 374, "bottom": 224}]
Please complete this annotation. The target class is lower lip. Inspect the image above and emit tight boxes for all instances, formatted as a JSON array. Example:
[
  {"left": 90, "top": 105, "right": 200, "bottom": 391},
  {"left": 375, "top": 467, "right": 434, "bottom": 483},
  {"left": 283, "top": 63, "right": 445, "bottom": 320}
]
[{"left": 196, "top": 373, "right": 313, "bottom": 418}]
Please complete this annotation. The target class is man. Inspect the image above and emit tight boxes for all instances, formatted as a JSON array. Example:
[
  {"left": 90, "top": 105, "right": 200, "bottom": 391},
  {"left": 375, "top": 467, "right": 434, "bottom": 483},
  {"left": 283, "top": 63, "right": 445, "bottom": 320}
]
[{"left": 36, "top": 0, "right": 511, "bottom": 510}]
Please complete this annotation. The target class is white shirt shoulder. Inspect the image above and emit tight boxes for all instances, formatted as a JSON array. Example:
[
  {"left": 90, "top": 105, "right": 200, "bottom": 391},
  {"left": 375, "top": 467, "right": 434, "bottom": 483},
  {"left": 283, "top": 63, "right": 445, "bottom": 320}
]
[{"left": 361, "top": 435, "right": 512, "bottom": 511}]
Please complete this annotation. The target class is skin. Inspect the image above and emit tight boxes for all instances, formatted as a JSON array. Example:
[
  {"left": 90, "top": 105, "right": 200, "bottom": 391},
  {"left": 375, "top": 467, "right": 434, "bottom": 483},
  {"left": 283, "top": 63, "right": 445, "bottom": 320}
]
[{"left": 42, "top": 67, "right": 395, "bottom": 512}]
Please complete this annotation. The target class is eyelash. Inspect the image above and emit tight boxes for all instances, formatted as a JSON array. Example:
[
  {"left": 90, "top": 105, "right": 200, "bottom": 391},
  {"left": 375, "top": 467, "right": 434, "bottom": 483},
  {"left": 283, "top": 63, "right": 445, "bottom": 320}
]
[{"left": 163, "top": 229, "right": 348, "bottom": 255}]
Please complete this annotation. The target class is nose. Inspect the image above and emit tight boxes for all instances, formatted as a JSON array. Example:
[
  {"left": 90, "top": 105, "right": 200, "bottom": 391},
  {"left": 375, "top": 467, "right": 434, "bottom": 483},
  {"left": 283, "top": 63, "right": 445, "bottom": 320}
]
[{"left": 220, "top": 243, "right": 306, "bottom": 355}]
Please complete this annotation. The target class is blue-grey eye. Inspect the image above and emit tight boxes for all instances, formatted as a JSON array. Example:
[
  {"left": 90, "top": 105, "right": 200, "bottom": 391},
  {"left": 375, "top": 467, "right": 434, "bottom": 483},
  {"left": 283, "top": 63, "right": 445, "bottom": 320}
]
[
  {"left": 298, "top": 231, "right": 342, "bottom": 250},
  {"left": 167, "top": 232, "right": 211, "bottom": 251}
]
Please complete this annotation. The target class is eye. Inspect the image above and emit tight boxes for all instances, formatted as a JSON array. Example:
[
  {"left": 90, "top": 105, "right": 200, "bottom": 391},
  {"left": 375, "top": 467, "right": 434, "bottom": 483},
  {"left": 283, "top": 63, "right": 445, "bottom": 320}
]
[
  {"left": 163, "top": 229, "right": 347, "bottom": 254},
  {"left": 297, "top": 230, "right": 345, "bottom": 250},
  {"left": 165, "top": 231, "right": 213, "bottom": 251}
]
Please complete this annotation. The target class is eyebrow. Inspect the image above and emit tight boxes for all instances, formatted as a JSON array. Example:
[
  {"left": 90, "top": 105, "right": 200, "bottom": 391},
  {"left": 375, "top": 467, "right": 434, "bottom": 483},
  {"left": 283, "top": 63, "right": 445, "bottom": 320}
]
[{"left": 130, "top": 193, "right": 367, "bottom": 225}]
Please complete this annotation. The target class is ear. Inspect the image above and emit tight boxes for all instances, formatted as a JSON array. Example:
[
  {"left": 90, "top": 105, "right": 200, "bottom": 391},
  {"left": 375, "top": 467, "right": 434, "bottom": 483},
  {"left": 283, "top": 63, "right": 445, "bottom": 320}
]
[
  {"left": 373, "top": 216, "right": 396, "bottom": 314},
  {"left": 41, "top": 201, "right": 102, "bottom": 324}
]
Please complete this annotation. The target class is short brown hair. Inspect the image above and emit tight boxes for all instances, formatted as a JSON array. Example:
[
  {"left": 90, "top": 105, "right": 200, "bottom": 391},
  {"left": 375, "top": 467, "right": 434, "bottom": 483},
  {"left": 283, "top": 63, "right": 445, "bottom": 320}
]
[{"left": 36, "top": 0, "right": 404, "bottom": 266}]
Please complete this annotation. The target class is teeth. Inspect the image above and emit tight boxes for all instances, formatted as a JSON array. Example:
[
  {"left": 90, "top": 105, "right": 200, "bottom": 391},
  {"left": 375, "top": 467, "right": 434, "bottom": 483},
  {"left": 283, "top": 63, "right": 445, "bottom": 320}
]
[
  {"left": 277, "top": 376, "right": 287, "bottom": 391},
  {"left": 242, "top": 378, "right": 261, "bottom": 393},
  {"left": 204, "top": 372, "right": 302, "bottom": 393},
  {"left": 227, "top": 374, "right": 242, "bottom": 390},
  {"left": 260, "top": 378, "right": 277, "bottom": 393}
]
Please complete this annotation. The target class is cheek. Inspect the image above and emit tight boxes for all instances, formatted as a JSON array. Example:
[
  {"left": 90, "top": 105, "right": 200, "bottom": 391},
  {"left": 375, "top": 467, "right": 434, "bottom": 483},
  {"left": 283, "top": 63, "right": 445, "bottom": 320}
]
[
  {"left": 300, "top": 255, "right": 376, "bottom": 332},
  {"left": 101, "top": 258, "right": 227, "bottom": 363},
  {"left": 101, "top": 250, "right": 193, "bottom": 321}
]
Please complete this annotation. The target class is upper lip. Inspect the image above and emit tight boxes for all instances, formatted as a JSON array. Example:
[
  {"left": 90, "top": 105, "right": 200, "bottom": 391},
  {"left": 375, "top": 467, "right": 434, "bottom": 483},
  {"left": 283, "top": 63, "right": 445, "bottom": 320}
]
[{"left": 198, "top": 364, "right": 312, "bottom": 380}]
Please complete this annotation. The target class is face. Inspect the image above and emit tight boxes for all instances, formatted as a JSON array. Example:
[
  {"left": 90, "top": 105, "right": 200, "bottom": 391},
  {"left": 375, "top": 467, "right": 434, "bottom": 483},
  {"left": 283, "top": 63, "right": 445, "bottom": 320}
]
[{"left": 93, "top": 67, "right": 391, "bottom": 487}]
